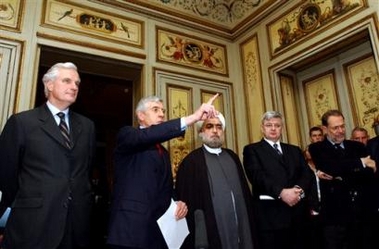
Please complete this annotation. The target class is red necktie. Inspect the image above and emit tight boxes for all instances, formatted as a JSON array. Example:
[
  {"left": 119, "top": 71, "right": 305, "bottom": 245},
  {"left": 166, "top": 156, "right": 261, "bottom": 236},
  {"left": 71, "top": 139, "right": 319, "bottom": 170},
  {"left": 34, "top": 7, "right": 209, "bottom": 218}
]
[{"left": 156, "top": 143, "right": 163, "bottom": 156}]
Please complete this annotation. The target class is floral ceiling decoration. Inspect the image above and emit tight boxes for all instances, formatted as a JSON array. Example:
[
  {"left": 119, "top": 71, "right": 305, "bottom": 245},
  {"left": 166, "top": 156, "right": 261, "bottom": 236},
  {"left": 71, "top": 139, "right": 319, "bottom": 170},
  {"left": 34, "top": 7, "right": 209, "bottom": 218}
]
[
  {"left": 92, "top": 0, "right": 282, "bottom": 37},
  {"left": 156, "top": 0, "right": 263, "bottom": 24}
]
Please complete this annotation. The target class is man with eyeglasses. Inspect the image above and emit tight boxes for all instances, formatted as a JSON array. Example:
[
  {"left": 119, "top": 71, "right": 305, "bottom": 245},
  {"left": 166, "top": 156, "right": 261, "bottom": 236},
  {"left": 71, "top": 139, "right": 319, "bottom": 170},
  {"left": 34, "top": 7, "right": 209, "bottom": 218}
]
[
  {"left": 243, "top": 111, "right": 312, "bottom": 249},
  {"left": 308, "top": 109, "right": 376, "bottom": 249}
]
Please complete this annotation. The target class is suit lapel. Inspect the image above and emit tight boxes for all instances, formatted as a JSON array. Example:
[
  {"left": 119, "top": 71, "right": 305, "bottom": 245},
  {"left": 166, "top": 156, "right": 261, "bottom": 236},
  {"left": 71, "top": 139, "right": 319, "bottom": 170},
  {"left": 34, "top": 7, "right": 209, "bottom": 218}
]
[
  {"left": 261, "top": 139, "right": 285, "bottom": 164},
  {"left": 69, "top": 111, "right": 82, "bottom": 149},
  {"left": 39, "top": 104, "right": 68, "bottom": 148}
]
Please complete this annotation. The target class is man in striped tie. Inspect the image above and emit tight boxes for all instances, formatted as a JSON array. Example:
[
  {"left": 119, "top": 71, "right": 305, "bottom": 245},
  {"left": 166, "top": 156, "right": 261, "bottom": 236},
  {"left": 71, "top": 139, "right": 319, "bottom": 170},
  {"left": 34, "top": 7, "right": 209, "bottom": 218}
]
[
  {"left": 0, "top": 62, "right": 96, "bottom": 249},
  {"left": 243, "top": 111, "right": 313, "bottom": 249}
]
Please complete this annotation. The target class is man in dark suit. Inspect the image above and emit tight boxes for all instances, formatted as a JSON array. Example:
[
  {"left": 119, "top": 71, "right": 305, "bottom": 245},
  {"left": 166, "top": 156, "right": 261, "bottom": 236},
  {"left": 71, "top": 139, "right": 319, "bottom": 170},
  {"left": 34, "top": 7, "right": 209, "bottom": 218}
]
[
  {"left": 309, "top": 109, "right": 376, "bottom": 249},
  {"left": 243, "top": 111, "right": 312, "bottom": 249},
  {"left": 107, "top": 94, "right": 219, "bottom": 249},
  {"left": 367, "top": 134, "right": 379, "bottom": 249},
  {"left": 0, "top": 62, "right": 96, "bottom": 249}
]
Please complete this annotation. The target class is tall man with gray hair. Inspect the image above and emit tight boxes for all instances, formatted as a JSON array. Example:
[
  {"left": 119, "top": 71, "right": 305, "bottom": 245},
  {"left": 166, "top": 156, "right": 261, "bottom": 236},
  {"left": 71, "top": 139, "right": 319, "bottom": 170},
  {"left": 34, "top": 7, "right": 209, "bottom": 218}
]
[
  {"left": 0, "top": 62, "right": 96, "bottom": 249},
  {"left": 243, "top": 111, "right": 312, "bottom": 249},
  {"left": 175, "top": 113, "right": 256, "bottom": 249},
  {"left": 107, "top": 94, "right": 219, "bottom": 249}
]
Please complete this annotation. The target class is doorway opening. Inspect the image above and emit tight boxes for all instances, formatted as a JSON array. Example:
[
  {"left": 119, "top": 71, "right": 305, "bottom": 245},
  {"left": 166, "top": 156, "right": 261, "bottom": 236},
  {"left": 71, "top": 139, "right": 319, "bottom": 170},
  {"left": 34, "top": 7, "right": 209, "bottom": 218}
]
[{"left": 35, "top": 46, "right": 142, "bottom": 247}]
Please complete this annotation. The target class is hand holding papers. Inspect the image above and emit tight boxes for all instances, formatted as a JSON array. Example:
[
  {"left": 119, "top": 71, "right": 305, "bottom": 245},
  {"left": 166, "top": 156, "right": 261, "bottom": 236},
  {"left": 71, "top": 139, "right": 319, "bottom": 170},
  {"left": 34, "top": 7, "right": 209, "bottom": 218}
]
[{"left": 157, "top": 199, "right": 189, "bottom": 249}]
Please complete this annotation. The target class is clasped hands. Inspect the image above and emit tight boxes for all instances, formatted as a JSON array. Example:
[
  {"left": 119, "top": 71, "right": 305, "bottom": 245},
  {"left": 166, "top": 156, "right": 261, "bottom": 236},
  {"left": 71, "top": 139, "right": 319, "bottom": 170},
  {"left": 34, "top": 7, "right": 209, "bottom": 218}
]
[{"left": 279, "top": 186, "right": 304, "bottom": 207}]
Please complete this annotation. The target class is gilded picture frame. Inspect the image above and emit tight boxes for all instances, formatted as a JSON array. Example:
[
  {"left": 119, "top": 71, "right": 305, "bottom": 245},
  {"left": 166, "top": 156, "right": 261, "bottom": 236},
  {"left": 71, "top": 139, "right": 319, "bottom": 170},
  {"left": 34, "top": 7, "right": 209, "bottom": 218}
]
[
  {"left": 42, "top": 0, "right": 144, "bottom": 48},
  {"left": 0, "top": 37, "right": 24, "bottom": 130},
  {"left": 0, "top": 0, "right": 24, "bottom": 31},
  {"left": 157, "top": 27, "right": 228, "bottom": 76},
  {"left": 240, "top": 33, "right": 265, "bottom": 142},
  {"left": 280, "top": 74, "right": 301, "bottom": 146},
  {"left": 166, "top": 84, "right": 194, "bottom": 180},
  {"left": 166, "top": 84, "right": 195, "bottom": 179},
  {"left": 303, "top": 70, "right": 340, "bottom": 127},
  {"left": 267, "top": 0, "right": 366, "bottom": 58},
  {"left": 344, "top": 54, "right": 379, "bottom": 138}
]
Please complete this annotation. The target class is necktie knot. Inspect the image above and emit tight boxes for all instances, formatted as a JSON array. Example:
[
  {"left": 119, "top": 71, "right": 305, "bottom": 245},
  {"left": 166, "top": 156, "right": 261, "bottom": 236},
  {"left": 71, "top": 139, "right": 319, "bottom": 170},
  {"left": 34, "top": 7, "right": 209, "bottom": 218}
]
[
  {"left": 334, "top": 143, "right": 343, "bottom": 149},
  {"left": 273, "top": 143, "right": 282, "bottom": 155},
  {"left": 57, "top": 112, "right": 65, "bottom": 119},
  {"left": 334, "top": 143, "right": 345, "bottom": 155}
]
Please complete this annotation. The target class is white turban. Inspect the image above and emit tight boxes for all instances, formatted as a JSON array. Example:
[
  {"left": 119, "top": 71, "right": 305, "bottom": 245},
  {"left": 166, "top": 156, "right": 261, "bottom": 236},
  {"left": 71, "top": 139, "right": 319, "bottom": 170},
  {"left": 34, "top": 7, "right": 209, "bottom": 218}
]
[{"left": 196, "top": 112, "right": 226, "bottom": 133}]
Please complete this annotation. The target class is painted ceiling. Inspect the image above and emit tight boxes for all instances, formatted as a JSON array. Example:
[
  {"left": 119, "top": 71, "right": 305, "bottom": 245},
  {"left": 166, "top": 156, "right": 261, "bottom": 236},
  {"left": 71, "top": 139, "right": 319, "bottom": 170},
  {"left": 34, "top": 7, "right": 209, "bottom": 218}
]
[{"left": 92, "top": 0, "right": 285, "bottom": 39}]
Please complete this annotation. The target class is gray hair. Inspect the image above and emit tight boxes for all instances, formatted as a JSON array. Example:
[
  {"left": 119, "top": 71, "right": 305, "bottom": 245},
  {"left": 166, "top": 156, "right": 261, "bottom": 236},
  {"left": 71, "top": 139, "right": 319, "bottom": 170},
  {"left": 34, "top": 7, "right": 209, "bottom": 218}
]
[
  {"left": 42, "top": 62, "right": 78, "bottom": 97},
  {"left": 261, "top": 111, "right": 283, "bottom": 124},
  {"left": 135, "top": 95, "right": 163, "bottom": 113}
]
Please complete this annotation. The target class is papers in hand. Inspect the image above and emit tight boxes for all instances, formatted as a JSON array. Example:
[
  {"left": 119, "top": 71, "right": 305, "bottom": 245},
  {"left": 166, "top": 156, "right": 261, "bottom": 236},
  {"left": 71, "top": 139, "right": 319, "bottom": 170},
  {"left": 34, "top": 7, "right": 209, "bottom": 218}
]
[{"left": 157, "top": 199, "right": 189, "bottom": 249}]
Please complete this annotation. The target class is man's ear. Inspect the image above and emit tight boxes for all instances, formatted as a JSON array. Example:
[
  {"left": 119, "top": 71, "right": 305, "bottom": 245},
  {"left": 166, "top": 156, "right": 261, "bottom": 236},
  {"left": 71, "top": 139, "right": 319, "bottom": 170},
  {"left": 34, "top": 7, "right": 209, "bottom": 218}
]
[
  {"left": 136, "top": 111, "right": 144, "bottom": 122},
  {"left": 46, "top": 81, "right": 54, "bottom": 92}
]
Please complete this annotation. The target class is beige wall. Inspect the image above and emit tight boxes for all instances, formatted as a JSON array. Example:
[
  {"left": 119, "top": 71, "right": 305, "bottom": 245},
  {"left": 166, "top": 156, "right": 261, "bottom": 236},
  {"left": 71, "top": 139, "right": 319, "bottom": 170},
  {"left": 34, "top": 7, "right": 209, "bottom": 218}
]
[{"left": 1, "top": 0, "right": 378, "bottom": 157}]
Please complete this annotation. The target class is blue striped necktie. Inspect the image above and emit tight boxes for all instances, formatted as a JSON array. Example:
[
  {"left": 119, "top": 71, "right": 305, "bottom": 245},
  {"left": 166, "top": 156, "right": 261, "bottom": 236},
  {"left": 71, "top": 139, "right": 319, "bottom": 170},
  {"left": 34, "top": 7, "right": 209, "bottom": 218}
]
[
  {"left": 273, "top": 143, "right": 282, "bottom": 155},
  {"left": 57, "top": 112, "right": 71, "bottom": 149}
]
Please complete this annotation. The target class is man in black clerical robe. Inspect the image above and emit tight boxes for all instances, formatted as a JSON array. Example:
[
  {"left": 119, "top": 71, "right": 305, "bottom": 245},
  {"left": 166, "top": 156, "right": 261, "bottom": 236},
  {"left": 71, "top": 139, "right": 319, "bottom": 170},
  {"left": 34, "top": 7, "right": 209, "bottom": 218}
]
[{"left": 175, "top": 113, "right": 257, "bottom": 249}]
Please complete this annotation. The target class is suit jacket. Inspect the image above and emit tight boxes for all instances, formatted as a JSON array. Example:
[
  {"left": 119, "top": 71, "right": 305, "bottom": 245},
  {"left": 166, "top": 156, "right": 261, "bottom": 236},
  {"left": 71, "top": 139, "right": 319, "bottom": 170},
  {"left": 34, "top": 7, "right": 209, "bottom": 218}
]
[
  {"left": 107, "top": 119, "right": 185, "bottom": 249},
  {"left": 175, "top": 147, "right": 257, "bottom": 249},
  {"left": 308, "top": 139, "right": 374, "bottom": 225},
  {"left": 0, "top": 104, "right": 96, "bottom": 249},
  {"left": 365, "top": 136, "right": 379, "bottom": 215},
  {"left": 243, "top": 139, "right": 312, "bottom": 231}
]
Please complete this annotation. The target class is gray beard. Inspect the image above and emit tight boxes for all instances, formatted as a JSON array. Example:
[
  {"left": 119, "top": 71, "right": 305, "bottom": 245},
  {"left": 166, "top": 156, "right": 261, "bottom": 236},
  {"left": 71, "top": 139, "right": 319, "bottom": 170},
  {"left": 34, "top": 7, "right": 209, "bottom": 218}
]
[{"left": 203, "top": 137, "right": 223, "bottom": 148}]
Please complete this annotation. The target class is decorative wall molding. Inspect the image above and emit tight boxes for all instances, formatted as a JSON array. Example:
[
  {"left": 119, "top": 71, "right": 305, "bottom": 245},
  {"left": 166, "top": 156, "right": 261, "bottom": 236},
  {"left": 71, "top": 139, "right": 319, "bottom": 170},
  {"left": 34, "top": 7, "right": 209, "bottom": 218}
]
[
  {"left": 0, "top": 0, "right": 24, "bottom": 32},
  {"left": 267, "top": 0, "right": 366, "bottom": 58},
  {"left": 303, "top": 69, "right": 340, "bottom": 127},
  {"left": 280, "top": 74, "right": 302, "bottom": 146},
  {"left": 36, "top": 32, "right": 146, "bottom": 59},
  {"left": 42, "top": 0, "right": 144, "bottom": 48},
  {"left": 156, "top": 27, "right": 228, "bottom": 76},
  {"left": 240, "top": 33, "right": 265, "bottom": 142},
  {"left": 0, "top": 37, "right": 24, "bottom": 130},
  {"left": 344, "top": 54, "right": 379, "bottom": 138}
]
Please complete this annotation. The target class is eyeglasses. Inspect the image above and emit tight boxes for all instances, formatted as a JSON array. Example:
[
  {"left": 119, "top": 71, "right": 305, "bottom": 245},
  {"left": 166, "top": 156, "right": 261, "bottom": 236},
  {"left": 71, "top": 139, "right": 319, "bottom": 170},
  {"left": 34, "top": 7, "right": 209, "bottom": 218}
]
[
  {"left": 329, "top": 124, "right": 345, "bottom": 132},
  {"left": 149, "top": 107, "right": 166, "bottom": 114},
  {"left": 263, "top": 123, "right": 281, "bottom": 128}
]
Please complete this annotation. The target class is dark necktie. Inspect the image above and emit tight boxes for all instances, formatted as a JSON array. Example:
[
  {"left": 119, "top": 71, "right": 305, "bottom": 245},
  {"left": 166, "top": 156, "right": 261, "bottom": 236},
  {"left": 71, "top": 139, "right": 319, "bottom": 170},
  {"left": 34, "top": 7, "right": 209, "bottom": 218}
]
[
  {"left": 273, "top": 143, "right": 282, "bottom": 155},
  {"left": 57, "top": 112, "right": 71, "bottom": 149},
  {"left": 156, "top": 143, "right": 163, "bottom": 156},
  {"left": 334, "top": 143, "right": 345, "bottom": 155}
]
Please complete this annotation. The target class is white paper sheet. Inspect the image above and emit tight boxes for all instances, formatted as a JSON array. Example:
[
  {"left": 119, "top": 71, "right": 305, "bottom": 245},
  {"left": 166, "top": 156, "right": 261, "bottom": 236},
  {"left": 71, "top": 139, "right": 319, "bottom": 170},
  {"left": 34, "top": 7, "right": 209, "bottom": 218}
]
[{"left": 157, "top": 199, "right": 189, "bottom": 249}]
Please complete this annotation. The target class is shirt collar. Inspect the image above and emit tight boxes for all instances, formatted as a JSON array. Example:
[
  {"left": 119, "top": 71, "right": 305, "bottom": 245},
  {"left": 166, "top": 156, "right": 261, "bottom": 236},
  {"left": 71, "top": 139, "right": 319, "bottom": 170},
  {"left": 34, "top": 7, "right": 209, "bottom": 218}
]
[
  {"left": 264, "top": 138, "right": 280, "bottom": 147},
  {"left": 326, "top": 136, "right": 344, "bottom": 148},
  {"left": 46, "top": 101, "right": 69, "bottom": 116},
  {"left": 203, "top": 144, "right": 222, "bottom": 155}
]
